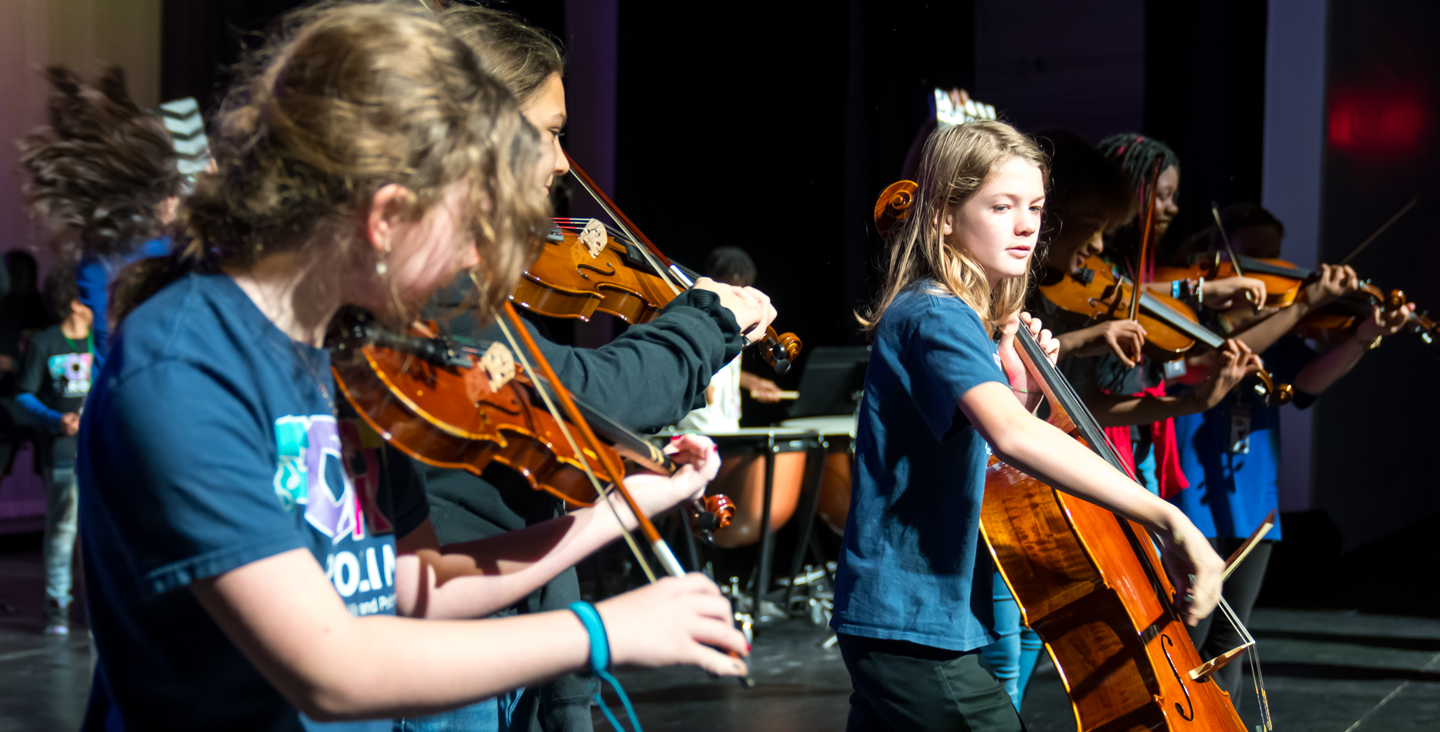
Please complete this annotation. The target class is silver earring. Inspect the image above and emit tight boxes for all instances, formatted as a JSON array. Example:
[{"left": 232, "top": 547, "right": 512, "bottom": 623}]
[{"left": 376, "top": 244, "right": 391, "bottom": 275}]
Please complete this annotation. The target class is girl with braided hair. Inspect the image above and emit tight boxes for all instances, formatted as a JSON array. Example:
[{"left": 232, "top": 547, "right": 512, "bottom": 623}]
[
  {"left": 18, "top": 66, "right": 183, "bottom": 361},
  {"left": 72, "top": 4, "right": 746, "bottom": 730}
]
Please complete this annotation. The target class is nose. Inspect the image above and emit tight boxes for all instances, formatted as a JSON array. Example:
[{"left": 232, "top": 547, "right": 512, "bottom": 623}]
[{"left": 554, "top": 139, "right": 570, "bottom": 179}]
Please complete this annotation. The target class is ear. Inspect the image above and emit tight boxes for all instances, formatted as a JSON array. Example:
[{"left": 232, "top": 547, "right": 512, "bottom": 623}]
[
  {"left": 365, "top": 184, "right": 415, "bottom": 254},
  {"left": 940, "top": 207, "right": 956, "bottom": 237}
]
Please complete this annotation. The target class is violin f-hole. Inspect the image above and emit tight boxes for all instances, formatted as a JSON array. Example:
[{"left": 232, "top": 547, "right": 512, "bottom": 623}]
[
  {"left": 575, "top": 262, "right": 616, "bottom": 281},
  {"left": 1160, "top": 633, "right": 1196, "bottom": 721}
]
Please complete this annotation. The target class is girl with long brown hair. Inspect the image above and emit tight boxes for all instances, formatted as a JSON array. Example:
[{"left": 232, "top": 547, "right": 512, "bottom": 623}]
[
  {"left": 75, "top": 5, "right": 745, "bottom": 730},
  {"left": 830, "top": 120, "right": 1225, "bottom": 730},
  {"left": 397, "top": 7, "right": 780, "bottom": 731}
]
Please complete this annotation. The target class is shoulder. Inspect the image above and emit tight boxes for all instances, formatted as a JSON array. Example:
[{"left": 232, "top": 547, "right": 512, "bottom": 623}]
[
  {"left": 113, "top": 273, "right": 265, "bottom": 375},
  {"left": 882, "top": 284, "right": 986, "bottom": 336}
]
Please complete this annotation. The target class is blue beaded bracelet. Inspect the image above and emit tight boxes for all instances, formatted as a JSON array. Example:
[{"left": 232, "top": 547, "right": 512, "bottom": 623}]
[{"left": 569, "top": 601, "right": 643, "bottom": 732}]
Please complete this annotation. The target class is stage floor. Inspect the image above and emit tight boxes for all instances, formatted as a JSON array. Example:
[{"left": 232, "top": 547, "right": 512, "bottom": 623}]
[{"left": 2, "top": 537, "right": 1437, "bottom": 731}]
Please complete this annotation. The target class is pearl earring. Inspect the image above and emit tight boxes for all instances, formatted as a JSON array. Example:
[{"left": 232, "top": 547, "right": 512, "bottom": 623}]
[{"left": 376, "top": 243, "right": 391, "bottom": 275}]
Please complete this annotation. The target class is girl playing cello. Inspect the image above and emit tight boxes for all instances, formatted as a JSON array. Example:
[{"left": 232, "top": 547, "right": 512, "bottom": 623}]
[{"left": 831, "top": 120, "right": 1224, "bottom": 731}]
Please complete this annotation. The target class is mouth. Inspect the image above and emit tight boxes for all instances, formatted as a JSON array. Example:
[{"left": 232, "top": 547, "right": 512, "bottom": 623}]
[{"left": 1007, "top": 246, "right": 1033, "bottom": 259}]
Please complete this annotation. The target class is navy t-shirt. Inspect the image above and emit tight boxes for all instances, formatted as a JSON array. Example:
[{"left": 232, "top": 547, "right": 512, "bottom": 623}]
[
  {"left": 78, "top": 272, "right": 429, "bottom": 732},
  {"left": 831, "top": 283, "right": 1009, "bottom": 651},
  {"left": 1169, "top": 337, "right": 1317, "bottom": 540}
]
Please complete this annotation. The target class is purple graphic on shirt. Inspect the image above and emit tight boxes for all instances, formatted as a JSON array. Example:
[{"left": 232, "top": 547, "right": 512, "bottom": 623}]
[{"left": 273, "top": 415, "right": 360, "bottom": 544}]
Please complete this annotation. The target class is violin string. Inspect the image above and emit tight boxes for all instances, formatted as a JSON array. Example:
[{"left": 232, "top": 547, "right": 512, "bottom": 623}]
[
  {"left": 566, "top": 172, "right": 684, "bottom": 296},
  {"left": 493, "top": 309, "right": 658, "bottom": 584}
]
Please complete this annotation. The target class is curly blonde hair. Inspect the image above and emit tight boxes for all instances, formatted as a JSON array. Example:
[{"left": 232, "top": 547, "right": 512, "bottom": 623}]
[
  {"left": 118, "top": 1, "right": 549, "bottom": 325},
  {"left": 859, "top": 120, "right": 1048, "bottom": 335}
]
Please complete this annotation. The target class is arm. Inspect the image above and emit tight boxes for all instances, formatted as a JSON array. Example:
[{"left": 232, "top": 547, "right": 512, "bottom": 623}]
[
  {"left": 534, "top": 284, "right": 764, "bottom": 432},
  {"left": 1056, "top": 320, "right": 1147, "bottom": 367},
  {"left": 394, "top": 435, "right": 719, "bottom": 620},
  {"left": 1292, "top": 304, "right": 1413, "bottom": 395},
  {"left": 958, "top": 382, "right": 1223, "bottom": 624},
  {"left": 739, "top": 371, "right": 783, "bottom": 403},
  {"left": 192, "top": 552, "right": 745, "bottom": 722},
  {"left": 76, "top": 259, "right": 110, "bottom": 361},
  {"left": 14, "top": 340, "right": 65, "bottom": 430},
  {"left": 1082, "top": 339, "right": 1262, "bottom": 427},
  {"left": 1234, "top": 264, "right": 1357, "bottom": 354}
]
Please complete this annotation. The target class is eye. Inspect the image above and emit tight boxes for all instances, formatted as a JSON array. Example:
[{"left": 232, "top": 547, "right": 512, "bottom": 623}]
[
  {"left": 1030, "top": 205, "right": 1044, "bottom": 214},
  {"left": 993, "top": 204, "right": 1011, "bottom": 213}
]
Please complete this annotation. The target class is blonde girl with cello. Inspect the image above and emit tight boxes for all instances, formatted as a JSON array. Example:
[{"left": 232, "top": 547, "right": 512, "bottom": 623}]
[
  {"left": 831, "top": 120, "right": 1224, "bottom": 731},
  {"left": 74, "top": 5, "right": 746, "bottom": 730}
]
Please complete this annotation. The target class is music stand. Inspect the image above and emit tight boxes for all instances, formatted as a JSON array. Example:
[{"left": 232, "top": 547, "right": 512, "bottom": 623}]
[{"left": 787, "top": 346, "right": 870, "bottom": 418}]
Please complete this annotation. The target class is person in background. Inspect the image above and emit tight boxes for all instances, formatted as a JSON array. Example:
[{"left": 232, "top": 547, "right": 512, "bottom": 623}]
[
  {"left": 677, "top": 246, "right": 784, "bottom": 432},
  {"left": 1167, "top": 204, "right": 1414, "bottom": 696},
  {"left": 0, "top": 252, "right": 53, "bottom": 389},
  {"left": 17, "top": 65, "right": 181, "bottom": 363},
  {"left": 16, "top": 268, "right": 94, "bottom": 635}
]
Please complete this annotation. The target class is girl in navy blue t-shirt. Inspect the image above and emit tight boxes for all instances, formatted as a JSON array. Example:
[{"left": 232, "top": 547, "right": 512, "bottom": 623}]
[
  {"left": 831, "top": 120, "right": 1227, "bottom": 730},
  {"left": 75, "top": 6, "right": 746, "bottom": 732}
]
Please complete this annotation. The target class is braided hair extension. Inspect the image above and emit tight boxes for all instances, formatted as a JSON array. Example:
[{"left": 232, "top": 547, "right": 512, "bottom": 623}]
[
  {"left": 1096, "top": 133, "right": 1180, "bottom": 278},
  {"left": 17, "top": 66, "right": 182, "bottom": 262}
]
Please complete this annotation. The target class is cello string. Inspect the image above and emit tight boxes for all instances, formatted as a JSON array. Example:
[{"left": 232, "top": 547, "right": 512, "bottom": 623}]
[{"left": 493, "top": 308, "right": 659, "bottom": 584}]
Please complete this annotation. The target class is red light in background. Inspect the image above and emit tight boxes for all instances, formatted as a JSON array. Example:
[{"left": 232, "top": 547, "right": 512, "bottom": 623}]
[{"left": 1329, "top": 88, "right": 1426, "bottom": 153}]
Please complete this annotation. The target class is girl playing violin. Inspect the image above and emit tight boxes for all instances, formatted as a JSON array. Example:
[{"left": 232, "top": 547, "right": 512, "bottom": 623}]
[
  {"left": 1166, "top": 204, "right": 1414, "bottom": 696},
  {"left": 399, "top": 7, "right": 778, "bottom": 730},
  {"left": 831, "top": 120, "right": 1224, "bottom": 731},
  {"left": 1036, "top": 131, "right": 1265, "bottom": 496},
  {"left": 77, "top": 5, "right": 746, "bottom": 730}
]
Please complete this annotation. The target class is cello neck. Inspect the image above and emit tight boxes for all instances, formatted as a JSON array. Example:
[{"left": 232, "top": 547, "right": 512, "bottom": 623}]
[{"left": 1013, "top": 326, "right": 1134, "bottom": 480}]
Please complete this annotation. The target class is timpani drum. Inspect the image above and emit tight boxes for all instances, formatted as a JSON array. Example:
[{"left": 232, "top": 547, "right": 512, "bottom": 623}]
[
  {"left": 779, "top": 416, "right": 857, "bottom": 537},
  {"left": 655, "top": 427, "right": 814, "bottom": 549}
]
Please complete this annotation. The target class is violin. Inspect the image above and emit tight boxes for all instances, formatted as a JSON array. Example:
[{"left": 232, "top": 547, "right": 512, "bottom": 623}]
[
  {"left": 329, "top": 309, "right": 736, "bottom": 543},
  {"left": 873, "top": 180, "right": 1293, "bottom": 406},
  {"left": 512, "top": 153, "right": 803, "bottom": 374},
  {"left": 1154, "top": 252, "right": 1436, "bottom": 342},
  {"left": 982, "top": 325, "right": 1268, "bottom": 731}
]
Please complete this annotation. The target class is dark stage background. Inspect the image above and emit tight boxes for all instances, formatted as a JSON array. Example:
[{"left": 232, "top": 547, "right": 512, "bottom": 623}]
[{"left": 159, "top": 0, "right": 1440, "bottom": 615}]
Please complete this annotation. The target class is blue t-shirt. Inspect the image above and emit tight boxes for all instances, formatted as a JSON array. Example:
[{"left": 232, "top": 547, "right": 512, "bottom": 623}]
[
  {"left": 1169, "top": 337, "right": 1317, "bottom": 540},
  {"left": 830, "top": 284, "right": 1009, "bottom": 651},
  {"left": 78, "top": 272, "right": 429, "bottom": 732}
]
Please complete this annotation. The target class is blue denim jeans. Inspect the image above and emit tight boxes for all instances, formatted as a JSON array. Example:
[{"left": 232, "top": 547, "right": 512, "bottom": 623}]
[
  {"left": 43, "top": 466, "right": 79, "bottom": 608},
  {"left": 393, "top": 688, "right": 527, "bottom": 732},
  {"left": 979, "top": 571, "right": 1043, "bottom": 711}
]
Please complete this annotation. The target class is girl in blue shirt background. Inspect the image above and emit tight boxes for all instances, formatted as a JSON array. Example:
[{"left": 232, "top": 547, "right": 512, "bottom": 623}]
[
  {"left": 831, "top": 119, "right": 1226, "bottom": 731},
  {"left": 72, "top": 5, "right": 747, "bottom": 731},
  {"left": 1166, "top": 204, "right": 1414, "bottom": 697}
]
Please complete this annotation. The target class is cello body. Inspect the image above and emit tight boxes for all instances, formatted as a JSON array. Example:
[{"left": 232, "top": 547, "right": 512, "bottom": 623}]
[{"left": 980, "top": 333, "right": 1248, "bottom": 732}]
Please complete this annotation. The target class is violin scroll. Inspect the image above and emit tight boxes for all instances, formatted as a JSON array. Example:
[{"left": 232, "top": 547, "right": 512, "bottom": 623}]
[
  {"left": 760, "top": 327, "right": 803, "bottom": 375},
  {"left": 688, "top": 494, "right": 736, "bottom": 544},
  {"left": 1252, "top": 371, "right": 1293, "bottom": 408}
]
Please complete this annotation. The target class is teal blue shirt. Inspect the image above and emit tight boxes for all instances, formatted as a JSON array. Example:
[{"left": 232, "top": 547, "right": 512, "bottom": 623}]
[{"left": 831, "top": 283, "right": 1009, "bottom": 651}]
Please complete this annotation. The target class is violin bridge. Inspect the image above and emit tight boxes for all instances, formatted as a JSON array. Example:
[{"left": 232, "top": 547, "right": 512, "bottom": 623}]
[
  {"left": 578, "top": 218, "right": 607, "bottom": 258},
  {"left": 477, "top": 342, "right": 517, "bottom": 393}
]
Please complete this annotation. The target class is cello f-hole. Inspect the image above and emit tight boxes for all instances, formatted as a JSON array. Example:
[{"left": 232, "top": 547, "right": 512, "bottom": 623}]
[{"left": 1160, "top": 633, "right": 1196, "bottom": 721}]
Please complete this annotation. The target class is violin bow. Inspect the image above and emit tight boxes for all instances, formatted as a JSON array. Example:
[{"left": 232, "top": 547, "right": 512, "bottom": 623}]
[
  {"left": 563, "top": 153, "right": 687, "bottom": 296},
  {"left": 1127, "top": 154, "right": 1166, "bottom": 323},
  {"left": 1210, "top": 203, "right": 1249, "bottom": 279},
  {"left": 494, "top": 302, "right": 756, "bottom": 687},
  {"left": 1338, "top": 197, "right": 1417, "bottom": 266}
]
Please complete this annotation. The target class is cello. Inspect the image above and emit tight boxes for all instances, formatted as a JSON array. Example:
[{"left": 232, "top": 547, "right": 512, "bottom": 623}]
[{"left": 981, "top": 324, "right": 1270, "bottom": 732}]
